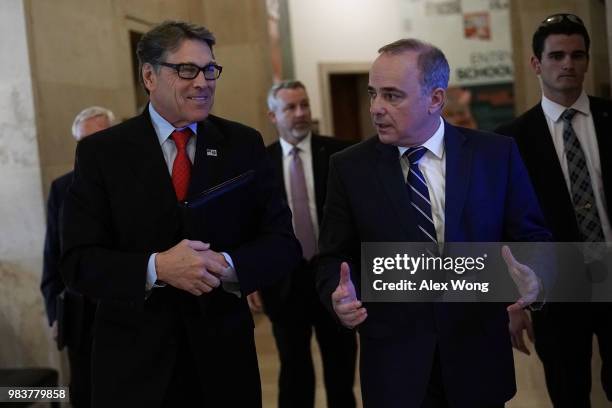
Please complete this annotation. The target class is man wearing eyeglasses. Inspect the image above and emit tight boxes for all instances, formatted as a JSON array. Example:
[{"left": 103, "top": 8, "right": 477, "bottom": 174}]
[
  {"left": 497, "top": 14, "right": 612, "bottom": 407},
  {"left": 60, "top": 20, "right": 301, "bottom": 407}
]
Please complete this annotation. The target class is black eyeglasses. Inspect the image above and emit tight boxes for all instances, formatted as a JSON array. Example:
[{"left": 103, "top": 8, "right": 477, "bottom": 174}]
[
  {"left": 540, "top": 13, "right": 584, "bottom": 27},
  {"left": 158, "top": 62, "right": 223, "bottom": 80}
]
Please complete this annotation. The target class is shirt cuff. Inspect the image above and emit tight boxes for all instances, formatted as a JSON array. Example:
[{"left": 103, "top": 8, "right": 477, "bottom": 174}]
[
  {"left": 220, "top": 252, "right": 238, "bottom": 282},
  {"left": 221, "top": 252, "right": 241, "bottom": 297},
  {"left": 146, "top": 253, "right": 167, "bottom": 291}
]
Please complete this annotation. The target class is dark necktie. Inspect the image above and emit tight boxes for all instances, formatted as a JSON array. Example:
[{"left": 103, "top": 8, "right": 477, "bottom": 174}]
[
  {"left": 289, "top": 147, "right": 317, "bottom": 260},
  {"left": 404, "top": 146, "right": 437, "bottom": 243},
  {"left": 171, "top": 129, "right": 193, "bottom": 201},
  {"left": 561, "top": 109, "right": 604, "bottom": 244}
]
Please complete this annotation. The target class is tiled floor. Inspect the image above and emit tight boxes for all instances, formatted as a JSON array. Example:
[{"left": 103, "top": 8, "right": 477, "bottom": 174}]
[{"left": 253, "top": 313, "right": 609, "bottom": 408}]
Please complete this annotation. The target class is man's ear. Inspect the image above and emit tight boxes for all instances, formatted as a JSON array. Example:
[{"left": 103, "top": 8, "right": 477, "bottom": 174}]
[
  {"left": 267, "top": 110, "right": 277, "bottom": 124},
  {"left": 142, "top": 63, "right": 157, "bottom": 93},
  {"left": 530, "top": 55, "right": 542, "bottom": 75},
  {"left": 429, "top": 88, "right": 446, "bottom": 115}
]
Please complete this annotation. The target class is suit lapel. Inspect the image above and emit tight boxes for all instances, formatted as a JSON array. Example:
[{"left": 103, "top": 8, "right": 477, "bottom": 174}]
[
  {"left": 269, "top": 142, "right": 286, "bottom": 199},
  {"left": 589, "top": 97, "right": 612, "bottom": 218},
  {"left": 124, "top": 111, "right": 177, "bottom": 212},
  {"left": 374, "top": 140, "right": 421, "bottom": 241},
  {"left": 530, "top": 105, "right": 574, "bottom": 204},
  {"left": 443, "top": 123, "right": 471, "bottom": 242},
  {"left": 188, "top": 117, "right": 228, "bottom": 198},
  {"left": 311, "top": 135, "right": 328, "bottom": 222}
]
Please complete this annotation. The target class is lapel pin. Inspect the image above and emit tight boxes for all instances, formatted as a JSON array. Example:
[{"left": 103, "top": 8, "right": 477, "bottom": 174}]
[{"left": 206, "top": 148, "right": 218, "bottom": 157}]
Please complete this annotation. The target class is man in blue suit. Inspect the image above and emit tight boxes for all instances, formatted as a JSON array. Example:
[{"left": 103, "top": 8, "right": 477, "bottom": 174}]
[{"left": 316, "top": 39, "right": 552, "bottom": 408}]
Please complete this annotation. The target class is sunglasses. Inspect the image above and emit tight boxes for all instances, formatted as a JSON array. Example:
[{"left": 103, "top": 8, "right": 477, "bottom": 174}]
[{"left": 540, "top": 13, "right": 584, "bottom": 27}]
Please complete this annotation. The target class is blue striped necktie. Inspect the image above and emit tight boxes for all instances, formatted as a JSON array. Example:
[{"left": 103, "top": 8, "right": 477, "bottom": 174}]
[{"left": 404, "top": 146, "right": 437, "bottom": 243}]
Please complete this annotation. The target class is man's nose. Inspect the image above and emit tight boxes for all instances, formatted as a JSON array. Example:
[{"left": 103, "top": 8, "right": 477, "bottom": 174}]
[
  {"left": 370, "top": 96, "right": 385, "bottom": 116},
  {"left": 192, "top": 70, "right": 209, "bottom": 87},
  {"left": 562, "top": 55, "right": 575, "bottom": 70}
]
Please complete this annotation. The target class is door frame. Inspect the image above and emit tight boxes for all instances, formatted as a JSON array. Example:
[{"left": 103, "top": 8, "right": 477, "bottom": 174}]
[{"left": 318, "top": 62, "right": 371, "bottom": 135}]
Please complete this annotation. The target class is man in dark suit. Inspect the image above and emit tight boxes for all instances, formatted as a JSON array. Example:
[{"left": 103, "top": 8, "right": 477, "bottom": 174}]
[
  {"left": 316, "top": 39, "right": 552, "bottom": 408},
  {"left": 60, "top": 21, "right": 301, "bottom": 408},
  {"left": 496, "top": 14, "right": 611, "bottom": 407},
  {"left": 247, "top": 80, "right": 356, "bottom": 408},
  {"left": 41, "top": 105, "right": 114, "bottom": 408}
]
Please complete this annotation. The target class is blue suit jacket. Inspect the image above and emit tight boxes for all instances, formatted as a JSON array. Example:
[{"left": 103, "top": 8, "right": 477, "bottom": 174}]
[{"left": 317, "top": 122, "right": 551, "bottom": 408}]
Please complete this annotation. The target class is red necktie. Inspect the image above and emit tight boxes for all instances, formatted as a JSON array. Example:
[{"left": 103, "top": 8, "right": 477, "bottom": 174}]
[{"left": 170, "top": 129, "right": 193, "bottom": 201}]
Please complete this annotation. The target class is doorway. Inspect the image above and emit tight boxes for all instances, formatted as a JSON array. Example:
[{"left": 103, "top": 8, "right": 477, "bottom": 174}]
[{"left": 319, "top": 63, "right": 375, "bottom": 142}]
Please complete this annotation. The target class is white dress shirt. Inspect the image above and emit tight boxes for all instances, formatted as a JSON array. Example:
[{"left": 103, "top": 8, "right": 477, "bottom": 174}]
[
  {"left": 145, "top": 103, "right": 239, "bottom": 293},
  {"left": 279, "top": 133, "right": 320, "bottom": 241},
  {"left": 398, "top": 117, "right": 446, "bottom": 243},
  {"left": 541, "top": 91, "right": 612, "bottom": 242}
]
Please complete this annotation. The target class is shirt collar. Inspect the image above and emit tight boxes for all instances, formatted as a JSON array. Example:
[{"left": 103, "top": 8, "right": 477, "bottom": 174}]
[
  {"left": 279, "top": 132, "right": 312, "bottom": 157},
  {"left": 397, "top": 116, "right": 445, "bottom": 159},
  {"left": 541, "top": 90, "right": 590, "bottom": 123},
  {"left": 148, "top": 103, "right": 198, "bottom": 145}
]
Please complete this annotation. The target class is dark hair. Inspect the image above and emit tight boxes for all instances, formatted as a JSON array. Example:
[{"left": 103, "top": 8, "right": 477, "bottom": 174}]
[
  {"left": 136, "top": 20, "right": 216, "bottom": 90},
  {"left": 378, "top": 38, "right": 449, "bottom": 94},
  {"left": 267, "top": 80, "right": 306, "bottom": 110},
  {"left": 532, "top": 14, "right": 590, "bottom": 60}
]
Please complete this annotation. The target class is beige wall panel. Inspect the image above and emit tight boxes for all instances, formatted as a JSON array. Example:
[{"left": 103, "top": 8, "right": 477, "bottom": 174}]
[
  {"left": 202, "top": 0, "right": 268, "bottom": 46},
  {"left": 586, "top": 0, "right": 611, "bottom": 97},
  {"left": 213, "top": 43, "right": 275, "bottom": 141},
  {"left": 119, "top": 0, "right": 204, "bottom": 25}
]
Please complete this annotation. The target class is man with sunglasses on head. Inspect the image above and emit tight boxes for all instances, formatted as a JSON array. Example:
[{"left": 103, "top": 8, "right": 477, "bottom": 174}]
[
  {"left": 60, "top": 20, "right": 300, "bottom": 407},
  {"left": 497, "top": 14, "right": 612, "bottom": 407}
]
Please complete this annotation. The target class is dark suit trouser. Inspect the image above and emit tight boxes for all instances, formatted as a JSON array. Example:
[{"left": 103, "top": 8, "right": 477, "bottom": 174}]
[
  {"left": 532, "top": 303, "right": 612, "bottom": 408},
  {"left": 419, "top": 349, "right": 505, "bottom": 408},
  {"left": 161, "top": 300, "right": 262, "bottom": 408},
  {"left": 271, "top": 299, "right": 357, "bottom": 408},
  {"left": 67, "top": 337, "right": 92, "bottom": 408},
  {"left": 67, "top": 299, "right": 95, "bottom": 408}
]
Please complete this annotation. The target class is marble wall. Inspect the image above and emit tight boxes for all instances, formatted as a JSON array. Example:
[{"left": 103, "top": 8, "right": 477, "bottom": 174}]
[{"left": 0, "top": 0, "right": 57, "bottom": 369}]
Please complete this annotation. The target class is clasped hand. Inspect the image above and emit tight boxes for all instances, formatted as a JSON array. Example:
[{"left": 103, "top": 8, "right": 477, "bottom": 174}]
[{"left": 156, "top": 239, "right": 230, "bottom": 296}]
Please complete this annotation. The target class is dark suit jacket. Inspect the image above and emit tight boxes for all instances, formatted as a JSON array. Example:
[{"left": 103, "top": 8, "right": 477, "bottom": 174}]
[
  {"left": 41, "top": 171, "right": 73, "bottom": 325},
  {"left": 61, "top": 109, "right": 301, "bottom": 407},
  {"left": 496, "top": 97, "right": 612, "bottom": 299},
  {"left": 41, "top": 170, "right": 95, "bottom": 349},
  {"left": 317, "top": 122, "right": 551, "bottom": 408},
  {"left": 262, "top": 134, "right": 351, "bottom": 321},
  {"left": 496, "top": 96, "right": 612, "bottom": 242}
]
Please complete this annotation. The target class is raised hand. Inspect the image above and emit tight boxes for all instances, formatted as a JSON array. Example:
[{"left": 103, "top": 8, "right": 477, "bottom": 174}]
[
  {"left": 502, "top": 245, "right": 542, "bottom": 312},
  {"left": 331, "top": 262, "right": 367, "bottom": 329}
]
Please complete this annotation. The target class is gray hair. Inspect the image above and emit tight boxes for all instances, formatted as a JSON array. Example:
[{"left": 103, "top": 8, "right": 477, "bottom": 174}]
[
  {"left": 136, "top": 20, "right": 216, "bottom": 92},
  {"left": 267, "top": 80, "right": 306, "bottom": 110},
  {"left": 71, "top": 106, "right": 115, "bottom": 139},
  {"left": 378, "top": 38, "right": 449, "bottom": 94}
]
